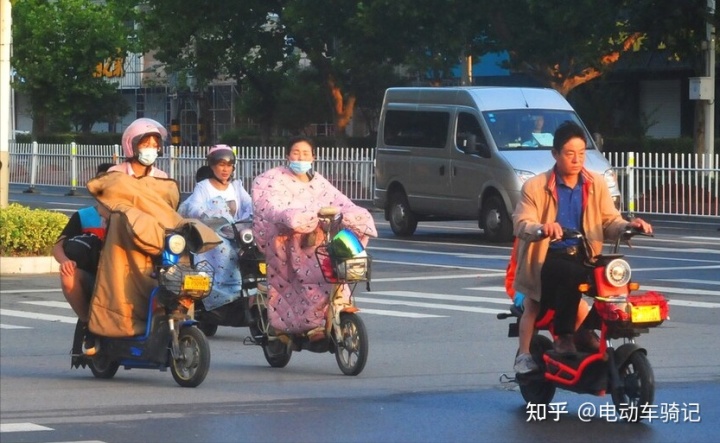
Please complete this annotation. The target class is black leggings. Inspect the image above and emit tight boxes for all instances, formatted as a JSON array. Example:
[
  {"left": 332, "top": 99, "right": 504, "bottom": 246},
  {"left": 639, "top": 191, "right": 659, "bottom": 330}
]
[{"left": 540, "top": 253, "right": 591, "bottom": 335}]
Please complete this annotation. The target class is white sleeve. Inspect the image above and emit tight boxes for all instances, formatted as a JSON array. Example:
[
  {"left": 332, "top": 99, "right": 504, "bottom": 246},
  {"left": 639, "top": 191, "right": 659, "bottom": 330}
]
[{"left": 233, "top": 180, "right": 254, "bottom": 220}]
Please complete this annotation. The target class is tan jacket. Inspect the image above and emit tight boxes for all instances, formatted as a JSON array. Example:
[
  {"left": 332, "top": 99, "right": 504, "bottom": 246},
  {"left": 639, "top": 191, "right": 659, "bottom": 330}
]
[
  {"left": 87, "top": 172, "right": 219, "bottom": 337},
  {"left": 512, "top": 168, "right": 628, "bottom": 302}
]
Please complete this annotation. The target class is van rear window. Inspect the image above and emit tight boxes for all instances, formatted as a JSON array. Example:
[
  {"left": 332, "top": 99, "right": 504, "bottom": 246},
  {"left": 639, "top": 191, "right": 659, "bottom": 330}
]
[{"left": 383, "top": 110, "right": 449, "bottom": 149}]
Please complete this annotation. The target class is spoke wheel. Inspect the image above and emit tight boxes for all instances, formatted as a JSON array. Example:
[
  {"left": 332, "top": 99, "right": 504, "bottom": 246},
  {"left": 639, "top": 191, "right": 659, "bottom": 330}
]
[
  {"left": 335, "top": 313, "right": 368, "bottom": 376},
  {"left": 519, "top": 335, "right": 555, "bottom": 405},
  {"left": 171, "top": 327, "right": 210, "bottom": 388},
  {"left": 612, "top": 351, "right": 655, "bottom": 422}
]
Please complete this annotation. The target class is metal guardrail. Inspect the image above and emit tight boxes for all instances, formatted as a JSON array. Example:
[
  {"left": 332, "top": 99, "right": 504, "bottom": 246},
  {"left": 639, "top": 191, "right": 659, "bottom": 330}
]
[{"left": 8, "top": 142, "right": 720, "bottom": 217}]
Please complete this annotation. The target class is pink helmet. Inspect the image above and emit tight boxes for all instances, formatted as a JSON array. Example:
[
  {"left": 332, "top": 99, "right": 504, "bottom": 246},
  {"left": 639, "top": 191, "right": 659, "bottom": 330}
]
[{"left": 121, "top": 118, "right": 168, "bottom": 158}]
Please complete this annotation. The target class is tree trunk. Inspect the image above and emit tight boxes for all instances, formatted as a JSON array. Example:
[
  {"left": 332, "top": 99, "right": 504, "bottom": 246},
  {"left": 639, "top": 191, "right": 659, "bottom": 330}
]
[
  {"left": 694, "top": 100, "right": 706, "bottom": 155},
  {"left": 326, "top": 75, "right": 355, "bottom": 143}
]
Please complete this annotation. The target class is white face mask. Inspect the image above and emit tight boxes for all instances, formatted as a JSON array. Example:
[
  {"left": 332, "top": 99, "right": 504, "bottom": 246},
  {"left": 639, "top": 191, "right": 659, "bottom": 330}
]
[{"left": 137, "top": 148, "right": 158, "bottom": 166}]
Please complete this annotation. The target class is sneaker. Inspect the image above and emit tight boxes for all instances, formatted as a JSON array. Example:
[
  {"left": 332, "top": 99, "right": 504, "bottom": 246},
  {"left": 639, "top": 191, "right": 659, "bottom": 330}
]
[
  {"left": 83, "top": 334, "right": 99, "bottom": 356},
  {"left": 514, "top": 353, "right": 539, "bottom": 374}
]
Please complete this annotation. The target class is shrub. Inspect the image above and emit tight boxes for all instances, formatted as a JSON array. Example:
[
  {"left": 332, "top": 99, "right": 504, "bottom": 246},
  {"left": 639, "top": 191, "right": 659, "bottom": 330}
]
[{"left": 0, "top": 204, "right": 68, "bottom": 256}]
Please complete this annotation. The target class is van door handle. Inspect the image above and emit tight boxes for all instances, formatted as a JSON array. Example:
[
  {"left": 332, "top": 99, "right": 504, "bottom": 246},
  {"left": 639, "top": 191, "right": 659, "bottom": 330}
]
[{"left": 439, "top": 165, "right": 445, "bottom": 175}]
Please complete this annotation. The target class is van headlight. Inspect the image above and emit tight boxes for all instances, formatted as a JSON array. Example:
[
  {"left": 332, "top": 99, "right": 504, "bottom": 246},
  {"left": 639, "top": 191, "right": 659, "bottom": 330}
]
[
  {"left": 604, "top": 169, "right": 618, "bottom": 190},
  {"left": 515, "top": 170, "right": 535, "bottom": 184}
]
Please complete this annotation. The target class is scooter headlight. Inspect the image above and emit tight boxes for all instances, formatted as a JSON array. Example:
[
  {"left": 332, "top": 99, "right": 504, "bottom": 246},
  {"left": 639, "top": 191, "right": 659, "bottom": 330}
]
[
  {"left": 605, "top": 258, "right": 631, "bottom": 287},
  {"left": 240, "top": 228, "right": 254, "bottom": 244},
  {"left": 167, "top": 234, "right": 186, "bottom": 255}
]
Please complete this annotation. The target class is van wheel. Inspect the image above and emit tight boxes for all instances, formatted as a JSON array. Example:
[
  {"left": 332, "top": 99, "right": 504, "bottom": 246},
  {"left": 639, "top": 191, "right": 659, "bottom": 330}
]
[
  {"left": 388, "top": 191, "right": 418, "bottom": 237},
  {"left": 480, "top": 195, "right": 513, "bottom": 242}
]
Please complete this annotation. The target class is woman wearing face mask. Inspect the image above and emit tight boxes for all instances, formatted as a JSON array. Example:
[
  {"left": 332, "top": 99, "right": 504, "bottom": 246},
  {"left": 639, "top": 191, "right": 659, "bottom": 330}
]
[
  {"left": 177, "top": 145, "right": 253, "bottom": 310},
  {"left": 108, "top": 118, "right": 169, "bottom": 178},
  {"left": 251, "top": 136, "right": 377, "bottom": 336}
]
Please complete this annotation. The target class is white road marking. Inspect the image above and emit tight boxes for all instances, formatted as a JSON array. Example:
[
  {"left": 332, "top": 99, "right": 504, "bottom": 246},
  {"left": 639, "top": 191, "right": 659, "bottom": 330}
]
[
  {"left": 355, "top": 297, "right": 506, "bottom": 315},
  {"left": 0, "top": 422, "right": 53, "bottom": 432},
  {"left": 21, "top": 301, "right": 72, "bottom": 309},
  {"left": 358, "top": 308, "right": 445, "bottom": 318},
  {"left": 0, "top": 324, "right": 32, "bottom": 329},
  {"left": 0, "top": 309, "right": 77, "bottom": 324}
]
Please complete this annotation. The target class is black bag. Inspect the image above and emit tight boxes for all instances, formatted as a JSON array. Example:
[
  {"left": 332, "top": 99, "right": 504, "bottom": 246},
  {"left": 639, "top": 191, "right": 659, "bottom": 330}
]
[{"left": 63, "top": 233, "right": 103, "bottom": 273}]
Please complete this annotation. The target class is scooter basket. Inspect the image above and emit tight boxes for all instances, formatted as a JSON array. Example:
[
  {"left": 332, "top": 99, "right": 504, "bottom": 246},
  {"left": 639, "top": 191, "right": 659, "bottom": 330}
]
[
  {"left": 316, "top": 245, "right": 371, "bottom": 283},
  {"left": 158, "top": 261, "right": 214, "bottom": 300}
]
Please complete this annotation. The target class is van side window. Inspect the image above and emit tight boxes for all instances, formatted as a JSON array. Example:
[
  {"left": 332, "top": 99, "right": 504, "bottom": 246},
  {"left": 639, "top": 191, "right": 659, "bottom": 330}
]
[
  {"left": 383, "top": 110, "right": 449, "bottom": 149},
  {"left": 456, "top": 112, "right": 488, "bottom": 154}
]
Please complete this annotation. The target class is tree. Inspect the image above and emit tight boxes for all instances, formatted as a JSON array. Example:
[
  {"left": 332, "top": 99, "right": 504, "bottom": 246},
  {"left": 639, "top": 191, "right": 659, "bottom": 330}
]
[
  {"left": 11, "top": 0, "right": 133, "bottom": 135},
  {"left": 484, "top": 0, "right": 714, "bottom": 96}
]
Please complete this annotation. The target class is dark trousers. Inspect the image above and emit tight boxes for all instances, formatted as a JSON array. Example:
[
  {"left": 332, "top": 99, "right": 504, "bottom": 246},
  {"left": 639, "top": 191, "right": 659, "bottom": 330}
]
[{"left": 540, "top": 252, "right": 591, "bottom": 336}]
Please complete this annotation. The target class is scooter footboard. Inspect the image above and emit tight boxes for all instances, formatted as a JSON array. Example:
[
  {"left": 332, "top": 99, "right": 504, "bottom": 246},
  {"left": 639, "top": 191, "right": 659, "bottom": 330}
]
[{"left": 100, "top": 316, "right": 171, "bottom": 365}]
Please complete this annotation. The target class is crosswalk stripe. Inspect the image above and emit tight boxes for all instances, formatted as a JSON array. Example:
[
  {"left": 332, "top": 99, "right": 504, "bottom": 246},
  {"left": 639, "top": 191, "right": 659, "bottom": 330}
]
[
  {"left": 0, "top": 324, "right": 32, "bottom": 329},
  {"left": 21, "top": 301, "right": 72, "bottom": 309},
  {"left": 0, "top": 422, "right": 53, "bottom": 432},
  {"left": 359, "top": 308, "right": 445, "bottom": 318},
  {"left": 355, "top": 297, "right": 506, "bottom": 314},
  {"left": 0, "top": 309, "right": 77, "bottom": 324}
]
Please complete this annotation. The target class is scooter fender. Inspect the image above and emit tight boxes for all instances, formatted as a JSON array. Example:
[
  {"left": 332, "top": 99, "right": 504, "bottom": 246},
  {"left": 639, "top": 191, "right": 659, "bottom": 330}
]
[{"left": 613, "top": 343, "right": 647, "bottom": 368}]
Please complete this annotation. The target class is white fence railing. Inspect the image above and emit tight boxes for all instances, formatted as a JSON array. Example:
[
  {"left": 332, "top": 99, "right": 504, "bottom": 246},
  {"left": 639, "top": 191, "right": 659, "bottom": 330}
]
[{"left": 7, "top": 142, "right": 720, "bottom": 217}]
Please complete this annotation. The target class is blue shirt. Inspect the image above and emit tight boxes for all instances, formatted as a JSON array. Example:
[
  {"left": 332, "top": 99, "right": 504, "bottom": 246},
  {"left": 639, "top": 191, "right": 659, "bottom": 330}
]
[{"left": 551, "top": 173, "right": 582, "bottom": 249}]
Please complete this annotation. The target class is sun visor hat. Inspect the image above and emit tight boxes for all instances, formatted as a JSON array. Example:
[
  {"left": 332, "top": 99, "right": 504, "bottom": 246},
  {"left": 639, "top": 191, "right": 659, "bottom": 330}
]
[{"left": 329, "top": 229, "right": 364, "bottom": 260}]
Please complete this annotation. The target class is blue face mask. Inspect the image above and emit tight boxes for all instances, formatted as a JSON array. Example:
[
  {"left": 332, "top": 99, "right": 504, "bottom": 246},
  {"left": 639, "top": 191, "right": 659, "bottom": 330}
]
[{"left": 288, "top": 161, "right": 312, "bottom": 175}]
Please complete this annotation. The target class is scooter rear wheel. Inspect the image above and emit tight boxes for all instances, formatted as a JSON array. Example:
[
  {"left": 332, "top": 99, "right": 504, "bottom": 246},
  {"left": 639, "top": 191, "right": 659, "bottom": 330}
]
[
  {"left": 519, "top": 335, "right": 555, "bottom": 405},
  {"left": 259, "top": 307, "right": 292, "bottom": 368},
  {"left": 612, "top": 351, "right": 655, "bottom": 422},
  {"left": 335, "top": 313, "right": 368, "bottom": 376},
  {"left": 170, "top": 327, "right": 210, "bottom": 388},
  {"left": 89, "top": 355, "right": 120, "bottom": 379}
]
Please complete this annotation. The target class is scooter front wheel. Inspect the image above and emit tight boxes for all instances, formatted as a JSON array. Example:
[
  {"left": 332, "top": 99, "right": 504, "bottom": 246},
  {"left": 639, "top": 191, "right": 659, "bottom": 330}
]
[
  {"left": 612, "top": 351, "right": 655, "bottom": 422},
  {"left": 335, "top": 313, "right": 368, "bottom": 376},
  {"left": 170, "top": 327, "right": 210, "bottom": 388}
]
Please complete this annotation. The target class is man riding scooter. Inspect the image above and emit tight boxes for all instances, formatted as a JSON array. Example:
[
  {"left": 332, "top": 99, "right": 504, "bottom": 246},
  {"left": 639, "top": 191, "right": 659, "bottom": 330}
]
[{"left": 511, "top": 121, "right": 652, "bottom": 374}]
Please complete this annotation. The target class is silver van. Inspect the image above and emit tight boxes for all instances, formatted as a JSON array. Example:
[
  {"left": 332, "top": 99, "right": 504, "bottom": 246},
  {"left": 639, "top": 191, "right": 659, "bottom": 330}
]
[{"left": 373, "top": 86, "right": 621, "bottom": 242}]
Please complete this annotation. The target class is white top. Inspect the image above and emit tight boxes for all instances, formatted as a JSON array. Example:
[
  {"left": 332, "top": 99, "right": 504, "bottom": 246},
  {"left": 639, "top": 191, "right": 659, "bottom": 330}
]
[{"left": 178, "top": 179, "right": 252, "bottom": 222}]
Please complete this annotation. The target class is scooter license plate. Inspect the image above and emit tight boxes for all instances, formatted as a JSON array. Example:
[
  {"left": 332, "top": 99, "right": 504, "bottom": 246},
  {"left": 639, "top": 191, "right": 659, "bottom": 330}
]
[
  {"left": 258, "top": 262, "right": 267, "bottom": 275},
  {"left": 630, "top": 304, "right": 661, "bottom": 323},
  {"left": 183, "top": 275, "right": 211, "bottom": 292}
]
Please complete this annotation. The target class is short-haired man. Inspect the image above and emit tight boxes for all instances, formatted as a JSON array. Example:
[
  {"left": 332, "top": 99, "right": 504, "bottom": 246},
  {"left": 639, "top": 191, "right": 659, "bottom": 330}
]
[{"left": 511, "top": 121, "right": 652, "bottom": 373}]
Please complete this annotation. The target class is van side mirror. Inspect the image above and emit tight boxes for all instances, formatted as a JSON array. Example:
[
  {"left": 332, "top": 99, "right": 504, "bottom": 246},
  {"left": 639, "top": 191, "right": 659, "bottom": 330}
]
[
  {"left": 593, "top": 132, "right": 604, "bottom": 152},
  {"left": 458, "top": 133, "right": 491, "bottom": 158}
]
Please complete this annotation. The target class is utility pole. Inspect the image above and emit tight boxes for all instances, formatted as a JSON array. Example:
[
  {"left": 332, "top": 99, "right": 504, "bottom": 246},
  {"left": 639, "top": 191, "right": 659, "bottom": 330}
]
[
  {"left": 706, "top": 0, "right": 715, "bottom": 168},
  {"left": 0, "top": 0, "right": 12, "bottom": 208}
]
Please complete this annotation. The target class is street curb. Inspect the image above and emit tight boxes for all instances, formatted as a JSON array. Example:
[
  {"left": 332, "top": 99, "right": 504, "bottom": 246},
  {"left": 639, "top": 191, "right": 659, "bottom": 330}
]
[{"left": 0, "top": 256, "right": 59, "bottom": 275}]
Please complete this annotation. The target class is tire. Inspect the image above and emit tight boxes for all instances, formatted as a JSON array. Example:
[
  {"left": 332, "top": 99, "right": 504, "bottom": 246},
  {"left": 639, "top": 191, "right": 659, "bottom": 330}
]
[
  {"left": 480, "top": 195, "right": 513, "bottom": 243},
  {"left": 170, "top": 327, "right": 211, "bottom": 388},
  {"left": 335, "top": 313, "right": 368, "bottom": 376},
  {"left": 197, "top": 322, "right": 218, "bottom": 337},
  {"left": 262, "top": 339, "right": 293, "bottom": 368},
  {"left": 89, "top": 355, "right": 120, "bottom": 379},
  {"left": 388, "top": 190, "right": 418, "bottom": 237},
  {"left": 612, "top": 351, "right": 655, "bottom": 422},
  {"left": 519, "top": 335, "right": 555, "bottom": 405},
  {"left": 259, "top": 308, "right": 292, "bottom": 368}
]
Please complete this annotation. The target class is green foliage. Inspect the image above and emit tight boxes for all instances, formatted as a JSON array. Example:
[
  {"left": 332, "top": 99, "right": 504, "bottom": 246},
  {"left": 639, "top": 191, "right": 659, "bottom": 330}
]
[
  {"left": 12, "top": 0, "right": 133, "bottom": 135},
  {"left": 0, "top": 204, "right": 68, "bottom": 257}
]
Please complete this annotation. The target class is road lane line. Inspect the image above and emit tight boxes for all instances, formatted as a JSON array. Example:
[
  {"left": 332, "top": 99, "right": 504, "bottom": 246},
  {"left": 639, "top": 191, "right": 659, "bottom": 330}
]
[
  {"left": 355, "top": 297, "right": 506, "bottom": 314},
  {"left": 0, "top": 309, "right": 77, "bottom": 324},
  {"left": 0, "top": 422, "right": 53, "bottom": 432},
  {"left": 358, "top": 308, "right": 445, "bottom": 318},
  {"left": 21, "top": 301, "right": 72, "bottom": 309}
]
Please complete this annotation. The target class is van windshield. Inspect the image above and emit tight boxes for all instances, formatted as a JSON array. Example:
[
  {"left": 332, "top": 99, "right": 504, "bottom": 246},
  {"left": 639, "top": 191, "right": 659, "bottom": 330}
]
[{"left": 482, "top": 110, "right": 595, "bottom": 151}]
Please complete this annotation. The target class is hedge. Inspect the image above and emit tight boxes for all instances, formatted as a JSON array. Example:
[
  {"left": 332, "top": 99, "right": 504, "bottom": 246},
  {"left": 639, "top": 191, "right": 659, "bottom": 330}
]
[{"left": 0, "top": 204, "right": 68, "bottom": 257}]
